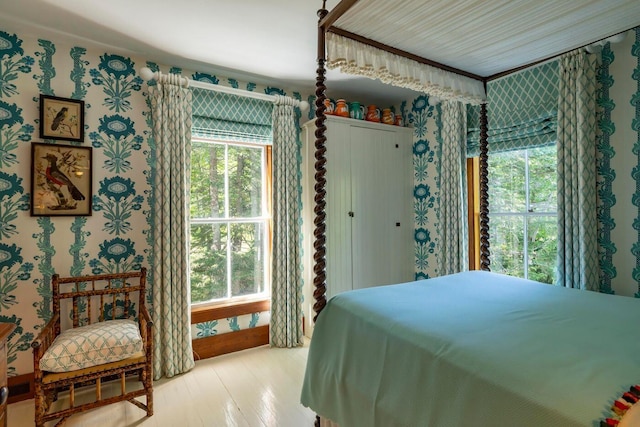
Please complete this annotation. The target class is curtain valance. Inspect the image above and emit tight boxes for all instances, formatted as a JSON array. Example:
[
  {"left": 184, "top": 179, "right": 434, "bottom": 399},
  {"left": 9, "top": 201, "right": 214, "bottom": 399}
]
[
  {"left": 467, "top": 61, "right": 559, "bottom": 156},
  {"left": 191, "top": 87, "right": 273, "bottom": 144},
  {"left": 326, "top": 33, "right": 486, "bottom": 106}
]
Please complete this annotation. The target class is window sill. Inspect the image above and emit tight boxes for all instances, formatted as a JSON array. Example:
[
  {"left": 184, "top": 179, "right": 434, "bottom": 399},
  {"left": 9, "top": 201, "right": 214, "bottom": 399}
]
[{"left": 191, "top": 298, "right": 270, "bottom": 325}]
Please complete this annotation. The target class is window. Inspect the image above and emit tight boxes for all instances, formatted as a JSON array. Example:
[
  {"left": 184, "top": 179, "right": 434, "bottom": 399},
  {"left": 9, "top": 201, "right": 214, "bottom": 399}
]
[
  {"left": 189, "top": 139, "right": 270, "bottom": 305},
  {"left": 486, "top": 145, "right": 558, "bottom": 283}
]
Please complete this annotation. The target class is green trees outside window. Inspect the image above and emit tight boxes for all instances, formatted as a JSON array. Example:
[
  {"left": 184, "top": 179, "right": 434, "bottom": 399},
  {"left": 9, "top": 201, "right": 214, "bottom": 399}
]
[
  {"left": 189, "top": 140, "right": 268, "bottom": 304},
  {"left": 488, "top": 145, "right": 557, "bottom": 284}
]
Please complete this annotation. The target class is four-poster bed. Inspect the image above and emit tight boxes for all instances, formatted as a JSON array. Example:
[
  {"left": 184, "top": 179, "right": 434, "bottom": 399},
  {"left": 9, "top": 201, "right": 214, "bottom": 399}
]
[{"left": 302, "top": 1, "right": 640, "bottom": 426}]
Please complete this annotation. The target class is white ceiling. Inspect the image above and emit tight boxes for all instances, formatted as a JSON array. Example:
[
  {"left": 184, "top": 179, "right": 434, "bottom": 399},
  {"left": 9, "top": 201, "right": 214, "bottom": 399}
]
[
  {"left": 335, "top": 0, "right": 640, "bottom": 78},
  {"left": 0, "top": 0, "right": 639, "bottom": 106}
]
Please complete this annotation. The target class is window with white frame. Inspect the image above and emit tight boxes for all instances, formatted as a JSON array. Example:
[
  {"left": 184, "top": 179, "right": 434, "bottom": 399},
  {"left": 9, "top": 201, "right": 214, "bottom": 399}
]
[
  {"left": 488, "top": 144, "right": 557, "bottom": 284},
  {"left": 189, "top": 139, "right": 269, "bottom": 304}
]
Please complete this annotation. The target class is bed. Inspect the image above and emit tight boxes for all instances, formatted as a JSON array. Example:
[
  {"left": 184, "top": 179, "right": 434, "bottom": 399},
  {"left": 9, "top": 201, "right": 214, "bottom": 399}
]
[
  {"left": 303, "top": 1, "right": 640, "bottom": 426},
  {"left": 301, "top": 271, "right": 640, "bottom": 426}
]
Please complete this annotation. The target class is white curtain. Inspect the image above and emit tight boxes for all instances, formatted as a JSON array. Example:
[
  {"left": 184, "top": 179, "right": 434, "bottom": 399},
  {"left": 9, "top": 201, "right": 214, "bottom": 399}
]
[
  {"left": 437, "top": 100, "right": 468, "bottom": 274},
  {"left": 148, "top": 74, "right": 196, "bottom": 379},
  {"left": 270, "top": 96, "right": 303, "bottom": 348},
  {"left": 556, "top": 50, "right": 598, "bottom": 290}
]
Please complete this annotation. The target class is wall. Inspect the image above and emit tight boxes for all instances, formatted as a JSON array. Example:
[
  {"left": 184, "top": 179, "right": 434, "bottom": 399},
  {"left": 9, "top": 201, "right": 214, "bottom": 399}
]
[
  {"left": 602, "top": 27, "right": 640, "bottom": 296},
  {"left": 413, "top": 26, "right": 640, "bottom": 297},
  {"left": 408, "top": 96, "right": 441, "bottom": 279},
  {"left": 0, "top": 27, "right": 302, "bottom": 377}
]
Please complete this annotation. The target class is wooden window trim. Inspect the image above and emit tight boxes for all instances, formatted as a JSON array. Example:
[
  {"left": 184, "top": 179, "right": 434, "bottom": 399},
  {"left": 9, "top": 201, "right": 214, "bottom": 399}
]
[
  {"left": 467, "top": 157, "right": 480, "bottom": 270},
  {"left": 191, "top": 299, "right": 270, "bottom": 325}
]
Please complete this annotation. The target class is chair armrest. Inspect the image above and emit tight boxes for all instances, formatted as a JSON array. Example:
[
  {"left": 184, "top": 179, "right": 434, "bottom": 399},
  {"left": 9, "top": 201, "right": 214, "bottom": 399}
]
[
  {"left": 139, "top": 305, "right": 153, "bottom": 344},
  {"left": 31, "top": 312, "right": 60, "bottom": 362}
]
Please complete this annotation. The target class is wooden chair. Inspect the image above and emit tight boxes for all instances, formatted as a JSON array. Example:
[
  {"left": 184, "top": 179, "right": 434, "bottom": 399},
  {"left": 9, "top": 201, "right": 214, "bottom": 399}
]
[{"left": 31, "top": 268, "right": 153, "bottom": 426}]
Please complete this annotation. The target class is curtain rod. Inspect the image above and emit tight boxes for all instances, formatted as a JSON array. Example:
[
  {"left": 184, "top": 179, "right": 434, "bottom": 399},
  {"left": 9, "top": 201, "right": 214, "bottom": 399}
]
[{"left": 140, "top": 67, "right": 309, "bottom": 111}]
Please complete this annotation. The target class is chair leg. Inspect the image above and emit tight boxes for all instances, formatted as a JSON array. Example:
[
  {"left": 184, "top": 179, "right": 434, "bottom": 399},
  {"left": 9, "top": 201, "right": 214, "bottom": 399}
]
[
  {"left": 34, "top": 384, "right": 45, "bottom": 427},
  {"left": 144, "top": 368, "right": 153, "bottom": 416}
]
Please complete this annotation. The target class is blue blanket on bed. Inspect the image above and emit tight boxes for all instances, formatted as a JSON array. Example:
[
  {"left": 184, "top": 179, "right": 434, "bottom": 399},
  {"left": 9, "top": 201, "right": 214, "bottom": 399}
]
[{"left": 300, "top": 271, "right": 640, "bottom": 427}]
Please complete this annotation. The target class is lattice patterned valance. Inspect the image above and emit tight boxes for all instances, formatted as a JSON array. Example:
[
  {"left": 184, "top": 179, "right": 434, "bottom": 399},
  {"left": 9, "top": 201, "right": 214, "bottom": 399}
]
[
  {"left": 326, "top": 32, "right": 486, "bottom": 106},
  {"left": 467, "top": 61, "right": 559, "bottom": 156},
  {"left": 191, "top": 88, "right": 273, "bottom": 144}
]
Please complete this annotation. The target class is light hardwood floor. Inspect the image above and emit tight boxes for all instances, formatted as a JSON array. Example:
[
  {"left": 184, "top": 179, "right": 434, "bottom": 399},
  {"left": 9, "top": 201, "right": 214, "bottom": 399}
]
[{"left": 8, "top": 340, "right": 316, "bottom": 427}]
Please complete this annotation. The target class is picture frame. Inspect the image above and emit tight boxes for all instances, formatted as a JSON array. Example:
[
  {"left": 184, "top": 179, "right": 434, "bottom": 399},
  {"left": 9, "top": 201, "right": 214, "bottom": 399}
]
[
  {"left": 31, "top": 142, "right": 92, "bottom": 216},
  {"left": 39, "top": 95, "right": 85, "bottom": 142}
]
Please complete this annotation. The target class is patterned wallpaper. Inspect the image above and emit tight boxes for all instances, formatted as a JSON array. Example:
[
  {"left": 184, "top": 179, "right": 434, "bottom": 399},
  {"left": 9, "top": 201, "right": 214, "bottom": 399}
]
[
  {"left": 608, "top": 27, "right": 640, "bottom": 297},
  {"left": 408, "top": 95, "right": 440, "bottom": 279},
  {"left": 0, "top": 28, "right": 298, "bottom": 377}
]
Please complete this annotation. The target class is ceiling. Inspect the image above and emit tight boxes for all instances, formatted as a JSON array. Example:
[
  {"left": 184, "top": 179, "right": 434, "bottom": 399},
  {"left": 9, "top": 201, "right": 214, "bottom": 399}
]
[{"left": 1, "top": 0, "right": 639, "bottom": 106}]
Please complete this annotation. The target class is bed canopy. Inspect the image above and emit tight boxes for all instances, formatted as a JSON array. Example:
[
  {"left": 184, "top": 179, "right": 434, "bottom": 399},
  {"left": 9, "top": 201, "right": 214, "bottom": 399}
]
[{"left": 310, "top": 0, "right": 640, "bottom": 319}]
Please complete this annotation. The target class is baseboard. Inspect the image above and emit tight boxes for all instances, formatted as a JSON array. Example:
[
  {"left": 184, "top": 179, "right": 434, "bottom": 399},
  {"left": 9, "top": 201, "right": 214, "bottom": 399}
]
[
  {"left": 192, "top": 325, "right": 270, "bottom": 360},
  {"left": 8, "top": 372, "right": 34, "bottom": 403}
]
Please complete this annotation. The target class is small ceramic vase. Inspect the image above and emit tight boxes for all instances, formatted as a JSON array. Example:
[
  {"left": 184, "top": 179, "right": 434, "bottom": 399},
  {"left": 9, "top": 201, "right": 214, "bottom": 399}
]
[
  {"left": 349, "top": 102, "right": 365, "bottom": 120},
  {"left": 324, "top": 98, "right": 335, "bottom": 115},
  {"left": 381, "top": 108, "right": 395, "bottom": 125},
  {"left": 394, "top": 114, "right": 404, "bottom": 126},
  {"left": 335, "top": 99, "right": 349, "bottom": 117},
  {"left": 366, "top": 105, "right": 381, "bottom": 122}
]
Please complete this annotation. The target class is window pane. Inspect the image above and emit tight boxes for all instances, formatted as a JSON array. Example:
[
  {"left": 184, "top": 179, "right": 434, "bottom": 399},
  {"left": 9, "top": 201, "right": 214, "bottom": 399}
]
[
  {"left": 527, "top": 216, "right": 557, "bottom": 284},
  {"left": 528, "top": 145, "right": 557, "bottom": 213},
  {"left": 190, "top": 223, "right": 228, "bottom": 303},
  {"left": 488, "top": 150, "right": 526, "bottom": 213},
  {"left": 490, "top": 215, "right": 525, "bottom": 278},
  {"left": 228, "top": 145, "right": 263, "bottom": 217},
  {"left": 230, "top": 222, "right": 264, "bottom": 297},
  {"left": 191, "top": 143, "right": 225, "bottom": 218}
]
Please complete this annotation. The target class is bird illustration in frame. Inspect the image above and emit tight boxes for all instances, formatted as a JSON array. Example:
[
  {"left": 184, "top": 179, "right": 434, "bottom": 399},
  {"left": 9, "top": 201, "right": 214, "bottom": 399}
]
[
  {"left": 31, "top": 142, "right": 92, "bottom": 216},
  {"left": 39, "top": 95, "right": 85, "bottom": 142}
]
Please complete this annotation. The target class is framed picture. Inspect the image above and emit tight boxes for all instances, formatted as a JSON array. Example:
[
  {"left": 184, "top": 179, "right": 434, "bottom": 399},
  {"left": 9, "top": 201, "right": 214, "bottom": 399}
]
[
  {"left": 31, "top": 142, "right": 92, "bottom": 216},
  {"left": 39, "top": 95, "right": 85, "bottom": 142}
]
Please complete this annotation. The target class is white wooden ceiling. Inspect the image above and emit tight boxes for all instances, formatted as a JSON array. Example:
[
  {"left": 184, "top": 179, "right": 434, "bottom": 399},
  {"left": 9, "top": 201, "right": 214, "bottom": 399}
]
[
  {"left": 0, "top": 0, "right": 639, "bottom": 104},
  {"left": 334, "top": 0, "right": 640, "bottom": 78}
]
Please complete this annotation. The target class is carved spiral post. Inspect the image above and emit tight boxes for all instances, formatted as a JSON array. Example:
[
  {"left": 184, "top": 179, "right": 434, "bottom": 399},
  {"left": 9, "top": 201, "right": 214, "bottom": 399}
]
[
  {"left": 479, "top": 102, "right": 490, "bottom": 271},
  {"left": 313, "top": 5, "right": 329, "bottom": 323},
  {"left": 314, "top": 5, "right": 329, "bottom": 427}
]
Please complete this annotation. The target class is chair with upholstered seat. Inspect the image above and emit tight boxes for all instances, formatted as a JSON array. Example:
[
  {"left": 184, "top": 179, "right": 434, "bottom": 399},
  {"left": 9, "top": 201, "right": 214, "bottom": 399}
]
[{"left": 31, "top": 268, "right": 153, "bottom": 427}]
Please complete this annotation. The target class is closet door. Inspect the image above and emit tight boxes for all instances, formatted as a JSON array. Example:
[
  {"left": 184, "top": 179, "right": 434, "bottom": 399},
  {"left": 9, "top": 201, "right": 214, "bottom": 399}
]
[
  {"left": 350, "top": 125, "right": 399, "bottom": 289},
  {"left": 325, "top": 120, "right": 353, "bottom": 297},
  {"left": 386, "top": 130, "right": 414, "bottom": 283}
]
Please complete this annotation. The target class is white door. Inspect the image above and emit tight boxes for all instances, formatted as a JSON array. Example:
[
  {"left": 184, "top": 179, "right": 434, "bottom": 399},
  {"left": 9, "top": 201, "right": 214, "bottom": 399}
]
[
  {"left": 325, "top": 121, "right": 354, "bottom": 297},
  {"left": 350, "top": 125, "right": 398, "bottom": 289}
]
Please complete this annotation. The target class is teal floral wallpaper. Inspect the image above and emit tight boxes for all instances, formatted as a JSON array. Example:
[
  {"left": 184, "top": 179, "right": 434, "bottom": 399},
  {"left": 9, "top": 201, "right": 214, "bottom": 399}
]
[
  {"left": 0, "top": 27, "right": 296, "bottom": 377},
  {"left": 408, "top": 95, "right": 439, "bottom": 280},
  {"left": 601, "top": 27, "right": 640, "bottom": 297}
]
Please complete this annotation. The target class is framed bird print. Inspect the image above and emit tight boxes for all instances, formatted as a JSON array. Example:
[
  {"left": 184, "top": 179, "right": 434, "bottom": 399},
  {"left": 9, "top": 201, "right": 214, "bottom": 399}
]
[
  {"left": 31, "top": 142, "right": 92, "bottom": 216},
  {"left": 39, "top": 95, "right": 85, "bottom": 142}
]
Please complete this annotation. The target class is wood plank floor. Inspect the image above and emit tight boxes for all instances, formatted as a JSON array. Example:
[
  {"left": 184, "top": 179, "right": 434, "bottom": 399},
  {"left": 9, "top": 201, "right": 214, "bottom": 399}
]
[{"left": 8, "top": 340, "right": 316, "bottom": 427}]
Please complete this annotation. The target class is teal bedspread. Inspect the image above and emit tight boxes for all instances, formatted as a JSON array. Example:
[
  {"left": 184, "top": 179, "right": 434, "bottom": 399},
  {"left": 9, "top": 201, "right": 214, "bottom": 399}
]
[{"left": 300, "top": 271, "right": 640, "bottom": 427}]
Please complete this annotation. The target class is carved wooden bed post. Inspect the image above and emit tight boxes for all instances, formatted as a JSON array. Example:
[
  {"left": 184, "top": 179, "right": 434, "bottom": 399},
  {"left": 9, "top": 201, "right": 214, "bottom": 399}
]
[
  {"left": 313, "top": 1, "right": 329, "bottom": 325},
  {"left": 479, "top": 99, "right": 490, "bottom": 271},
  {"left": 313, "top": 3, "right": 330, "bottom": 425}
]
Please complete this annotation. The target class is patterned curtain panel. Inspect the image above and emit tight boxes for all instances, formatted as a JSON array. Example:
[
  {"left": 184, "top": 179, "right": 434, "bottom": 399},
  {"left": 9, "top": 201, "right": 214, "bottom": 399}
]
[
  {"left": 191, "top": 88, "right": 273, "bottom": 143},
  {"left": 557, "top": 50, "right": 599, "bottom": 290},
  {"left": 467, "top": 61, "right": 559, "bottom": 156},
  {"left": 148, "top": 76, "right": 196, "bottom": 379},
  {"left": 437, "top": 100, "right": 469, "bottom": 274},
  {"left": 270, "top": 96, "right": 303, "bottom": 348}
]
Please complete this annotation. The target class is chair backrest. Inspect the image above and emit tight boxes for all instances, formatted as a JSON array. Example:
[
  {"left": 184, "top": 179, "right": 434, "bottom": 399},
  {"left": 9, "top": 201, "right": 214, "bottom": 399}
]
[{"left": 51, "top": 268, "right": 147, "bottom": 333}]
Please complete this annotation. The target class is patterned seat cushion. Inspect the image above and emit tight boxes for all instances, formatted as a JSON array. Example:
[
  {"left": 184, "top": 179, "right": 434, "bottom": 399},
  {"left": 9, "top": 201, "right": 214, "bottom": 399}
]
[{"left": 40, "top": 319, "right": 143, "bottom": 373}]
